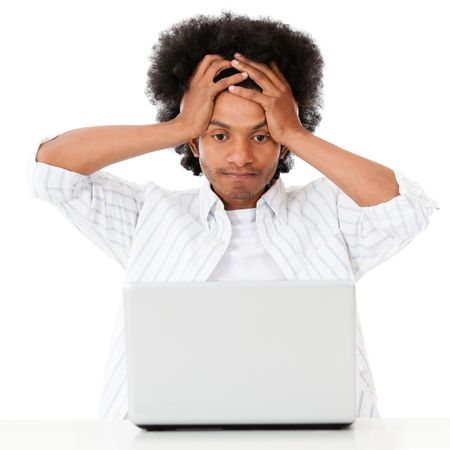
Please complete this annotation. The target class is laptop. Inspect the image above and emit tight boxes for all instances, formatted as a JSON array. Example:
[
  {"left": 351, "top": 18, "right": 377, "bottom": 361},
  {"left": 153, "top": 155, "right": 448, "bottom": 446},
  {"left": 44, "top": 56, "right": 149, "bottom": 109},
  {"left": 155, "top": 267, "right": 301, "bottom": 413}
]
[{"left": 123, "top": 279, "right": 357, "bottom": 431}]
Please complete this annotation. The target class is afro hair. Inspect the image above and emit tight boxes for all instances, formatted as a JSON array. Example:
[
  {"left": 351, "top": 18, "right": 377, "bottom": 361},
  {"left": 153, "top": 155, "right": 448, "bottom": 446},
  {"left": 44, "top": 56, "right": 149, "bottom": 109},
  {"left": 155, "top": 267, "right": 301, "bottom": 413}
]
[{"left": 145, "top": 10, "right": 325, "bottom": 181}]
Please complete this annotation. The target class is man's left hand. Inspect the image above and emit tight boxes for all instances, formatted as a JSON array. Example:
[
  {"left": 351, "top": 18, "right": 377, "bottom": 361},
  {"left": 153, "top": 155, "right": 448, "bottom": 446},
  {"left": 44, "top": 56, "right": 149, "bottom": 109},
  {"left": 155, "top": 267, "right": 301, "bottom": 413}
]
[{"left": 227, "top": 52, "right": 306, "bottom": 146}]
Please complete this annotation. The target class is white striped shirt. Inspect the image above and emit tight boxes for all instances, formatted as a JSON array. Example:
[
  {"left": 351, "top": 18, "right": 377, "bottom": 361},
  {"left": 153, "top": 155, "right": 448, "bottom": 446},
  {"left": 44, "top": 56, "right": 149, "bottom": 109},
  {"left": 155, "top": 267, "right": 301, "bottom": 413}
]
[{"left": 26, "top": 133, "right": 440, "bottom": 421}]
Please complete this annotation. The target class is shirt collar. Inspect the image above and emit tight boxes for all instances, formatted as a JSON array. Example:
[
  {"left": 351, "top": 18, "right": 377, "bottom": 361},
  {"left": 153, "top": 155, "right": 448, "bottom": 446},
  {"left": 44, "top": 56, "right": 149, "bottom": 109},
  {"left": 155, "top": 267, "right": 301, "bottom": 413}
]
[{"left": 199, "top": 176, "right": 288, "bottom": 228}]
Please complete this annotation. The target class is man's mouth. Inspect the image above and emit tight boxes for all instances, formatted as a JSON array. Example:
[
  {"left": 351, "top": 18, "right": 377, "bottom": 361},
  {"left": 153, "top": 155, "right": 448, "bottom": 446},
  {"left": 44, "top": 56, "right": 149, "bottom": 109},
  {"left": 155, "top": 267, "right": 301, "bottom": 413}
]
[{"left": 223, "top": 172, "right": 257, "bottom": 178}]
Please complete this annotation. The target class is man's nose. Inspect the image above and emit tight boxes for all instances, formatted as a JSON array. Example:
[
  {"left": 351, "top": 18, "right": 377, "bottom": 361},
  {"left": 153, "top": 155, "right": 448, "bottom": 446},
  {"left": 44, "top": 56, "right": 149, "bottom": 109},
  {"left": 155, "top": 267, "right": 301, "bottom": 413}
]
[{"left": 226, "top": 140, "right": 254, "bottom": 166}]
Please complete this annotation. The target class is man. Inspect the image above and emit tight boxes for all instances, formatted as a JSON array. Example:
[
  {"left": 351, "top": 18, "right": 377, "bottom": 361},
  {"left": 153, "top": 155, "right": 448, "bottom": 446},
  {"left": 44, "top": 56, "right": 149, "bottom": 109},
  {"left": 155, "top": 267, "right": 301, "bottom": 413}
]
[{"left": 27, "top": 13, "right": 439, "bottom": 421}]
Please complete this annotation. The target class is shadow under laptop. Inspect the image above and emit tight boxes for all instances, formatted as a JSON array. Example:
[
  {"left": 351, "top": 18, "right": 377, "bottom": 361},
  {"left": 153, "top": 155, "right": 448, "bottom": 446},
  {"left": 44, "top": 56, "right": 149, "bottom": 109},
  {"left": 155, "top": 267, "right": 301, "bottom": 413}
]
[{"left": 128, "top": 420, "right": 371, "bottom": 449}]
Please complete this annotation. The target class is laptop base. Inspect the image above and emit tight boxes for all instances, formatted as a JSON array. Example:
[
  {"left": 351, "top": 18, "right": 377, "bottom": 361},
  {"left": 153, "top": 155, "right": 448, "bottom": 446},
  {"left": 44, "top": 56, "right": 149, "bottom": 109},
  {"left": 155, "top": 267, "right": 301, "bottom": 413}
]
[{"left": 136, "top": 422, "right": 354, "bottom": 431}]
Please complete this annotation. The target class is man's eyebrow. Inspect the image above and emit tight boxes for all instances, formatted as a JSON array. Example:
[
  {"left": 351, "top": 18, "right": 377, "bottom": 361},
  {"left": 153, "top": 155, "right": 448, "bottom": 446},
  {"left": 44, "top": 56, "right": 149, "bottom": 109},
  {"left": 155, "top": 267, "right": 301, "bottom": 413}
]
[{"left": 207, "top": 119, "right": 268, "bottom": 130}]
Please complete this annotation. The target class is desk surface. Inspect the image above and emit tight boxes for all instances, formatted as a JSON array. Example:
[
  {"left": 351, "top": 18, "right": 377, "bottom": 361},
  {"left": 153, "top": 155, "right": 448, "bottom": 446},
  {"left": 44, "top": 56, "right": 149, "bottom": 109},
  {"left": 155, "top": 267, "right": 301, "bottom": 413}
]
[{"left": 0, "top": 418, "right": 449, "bottom": 449}]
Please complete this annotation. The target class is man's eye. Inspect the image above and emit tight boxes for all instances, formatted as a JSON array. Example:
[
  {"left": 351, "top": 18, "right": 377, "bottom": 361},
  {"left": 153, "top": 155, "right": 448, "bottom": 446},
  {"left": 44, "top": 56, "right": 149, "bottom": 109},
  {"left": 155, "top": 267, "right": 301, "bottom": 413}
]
[
  {"left": 211, "top": 134, "right": 269, "bottom": 142},
  {"left": 254, "top": 134, "right": 269, "bottom": 142}
]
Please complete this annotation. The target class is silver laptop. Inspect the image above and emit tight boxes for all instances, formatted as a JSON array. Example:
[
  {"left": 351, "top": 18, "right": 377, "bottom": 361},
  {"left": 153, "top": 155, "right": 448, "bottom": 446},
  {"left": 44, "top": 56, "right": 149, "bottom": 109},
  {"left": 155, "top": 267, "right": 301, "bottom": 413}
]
[{"left": 123, "top": 279, "right": 357, "bottom": 431}]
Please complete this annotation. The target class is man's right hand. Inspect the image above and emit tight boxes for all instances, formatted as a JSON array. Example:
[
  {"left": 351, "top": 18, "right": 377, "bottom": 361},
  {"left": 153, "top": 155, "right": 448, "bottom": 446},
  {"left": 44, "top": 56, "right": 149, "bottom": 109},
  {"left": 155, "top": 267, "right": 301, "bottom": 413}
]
[{"left": 176, "top": 54, "right": 248, "bottom": 140}]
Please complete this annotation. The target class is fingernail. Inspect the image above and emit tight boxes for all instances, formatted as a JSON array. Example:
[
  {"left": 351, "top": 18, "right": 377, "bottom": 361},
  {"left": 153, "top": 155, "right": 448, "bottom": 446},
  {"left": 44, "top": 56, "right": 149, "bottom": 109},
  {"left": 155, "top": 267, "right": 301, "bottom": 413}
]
[{"left": 234, "top": 52, "right": 241, "bottom": 57}]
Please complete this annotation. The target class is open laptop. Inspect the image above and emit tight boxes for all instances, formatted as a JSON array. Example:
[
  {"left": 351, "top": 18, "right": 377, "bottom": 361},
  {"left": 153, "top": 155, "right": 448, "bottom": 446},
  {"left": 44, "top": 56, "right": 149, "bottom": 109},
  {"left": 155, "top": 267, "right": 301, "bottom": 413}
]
[{"left": 123, "top": 279, "right": 357, "bottom": 431}]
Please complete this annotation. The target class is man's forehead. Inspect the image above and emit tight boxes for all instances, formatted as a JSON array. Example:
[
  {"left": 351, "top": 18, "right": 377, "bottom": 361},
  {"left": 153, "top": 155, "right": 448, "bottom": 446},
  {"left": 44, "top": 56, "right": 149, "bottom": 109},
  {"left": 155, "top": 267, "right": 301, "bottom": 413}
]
[{"left": 207, "top": 118, "right": 268, "bottom": 130}]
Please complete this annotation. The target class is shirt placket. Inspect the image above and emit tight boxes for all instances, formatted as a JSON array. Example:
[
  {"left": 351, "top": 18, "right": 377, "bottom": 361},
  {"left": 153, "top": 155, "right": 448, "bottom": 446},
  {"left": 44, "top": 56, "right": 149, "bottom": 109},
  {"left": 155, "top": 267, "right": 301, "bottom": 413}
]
[
  {"left": 184, "top": 206, "right": 233, "bottom": 281},
  {"left": 256, "top": 208, "right": 311, "bottom": 280}
]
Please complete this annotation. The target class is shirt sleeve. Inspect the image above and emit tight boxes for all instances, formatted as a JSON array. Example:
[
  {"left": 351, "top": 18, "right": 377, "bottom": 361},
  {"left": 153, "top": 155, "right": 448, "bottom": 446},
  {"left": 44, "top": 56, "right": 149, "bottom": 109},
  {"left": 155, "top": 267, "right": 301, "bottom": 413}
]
[
  {"left": 327, "top": 169, "right": 440, "bottom": 282},
  {"left": 26, "top": 133, "right": 147, "bottom": 270}
]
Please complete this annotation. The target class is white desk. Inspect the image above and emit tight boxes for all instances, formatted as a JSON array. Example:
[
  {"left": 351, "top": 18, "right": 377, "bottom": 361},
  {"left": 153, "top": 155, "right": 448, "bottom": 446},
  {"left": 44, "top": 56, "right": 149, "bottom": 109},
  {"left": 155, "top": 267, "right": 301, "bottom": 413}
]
[{"left": 0, "top": 419, "right": 449, "bottom": 449}]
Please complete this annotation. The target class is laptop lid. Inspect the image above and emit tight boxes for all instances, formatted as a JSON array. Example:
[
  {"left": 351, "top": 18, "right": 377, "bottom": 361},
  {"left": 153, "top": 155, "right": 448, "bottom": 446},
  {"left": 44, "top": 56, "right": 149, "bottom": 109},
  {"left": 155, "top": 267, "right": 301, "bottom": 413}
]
[{"left": 123, "top": 279, "right": 357, "bottom": 430}]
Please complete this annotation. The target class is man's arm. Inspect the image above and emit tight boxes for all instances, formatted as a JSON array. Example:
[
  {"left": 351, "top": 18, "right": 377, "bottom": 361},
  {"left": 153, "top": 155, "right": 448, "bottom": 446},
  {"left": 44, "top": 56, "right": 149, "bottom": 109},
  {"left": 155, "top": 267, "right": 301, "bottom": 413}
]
[
  {"left": 36, "top": 118, "right": 194, "bottom": 175},
  {"left": 28, "top": 117, "right": 195, "bottom": 269},
  {"left": 224, "top": 52, "right": 405, "bottom": 206},
  {"left": 284, "top": 129, "right": 400, "bottom": 207}
]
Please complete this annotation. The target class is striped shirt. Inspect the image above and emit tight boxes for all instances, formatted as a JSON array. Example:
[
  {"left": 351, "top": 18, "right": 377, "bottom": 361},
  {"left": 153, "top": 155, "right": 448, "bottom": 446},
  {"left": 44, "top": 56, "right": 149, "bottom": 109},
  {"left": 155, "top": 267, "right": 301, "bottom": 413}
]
[{"left": 26, "top": 133, "right": 440, "bottom": 421}]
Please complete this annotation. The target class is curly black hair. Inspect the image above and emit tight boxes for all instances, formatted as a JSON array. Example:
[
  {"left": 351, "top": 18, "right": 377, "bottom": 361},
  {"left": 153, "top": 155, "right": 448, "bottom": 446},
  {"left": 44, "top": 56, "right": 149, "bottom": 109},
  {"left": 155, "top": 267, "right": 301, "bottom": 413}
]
[{"left": 145, "top": 10, "right": 325, "bottom": 181}]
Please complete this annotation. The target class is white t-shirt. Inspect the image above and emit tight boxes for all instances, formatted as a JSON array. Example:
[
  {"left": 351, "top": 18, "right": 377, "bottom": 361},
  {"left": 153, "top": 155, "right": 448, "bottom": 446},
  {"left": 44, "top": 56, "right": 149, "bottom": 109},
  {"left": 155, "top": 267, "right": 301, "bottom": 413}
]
[{"left": 208, "top": 207, "right": 287, "bottom": 281}]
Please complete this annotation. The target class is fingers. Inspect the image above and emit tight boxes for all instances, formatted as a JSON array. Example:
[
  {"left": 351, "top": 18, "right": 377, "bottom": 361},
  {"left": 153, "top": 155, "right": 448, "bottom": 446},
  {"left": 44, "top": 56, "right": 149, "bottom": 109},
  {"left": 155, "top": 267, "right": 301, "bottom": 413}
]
[
  {"left": 212, "top": 71, "right": 248, "bottom": 96},
  {"left": 231, "top": 53, "right": 286, "bottom": 93},
  {"left": 270, "top": 61, "right": 291, "bottom": 88},
  {"left": 205, "top": 58, "right": 233, "bottom": 81},
  {"left": 227, "top": 84, "right": 268, "bottom": 108},
  {"left": 201, "top": 56, "right": 249, "bottom": 97},
  {"left": 191, "top": 54, "right": 228, "bottom": 84}
]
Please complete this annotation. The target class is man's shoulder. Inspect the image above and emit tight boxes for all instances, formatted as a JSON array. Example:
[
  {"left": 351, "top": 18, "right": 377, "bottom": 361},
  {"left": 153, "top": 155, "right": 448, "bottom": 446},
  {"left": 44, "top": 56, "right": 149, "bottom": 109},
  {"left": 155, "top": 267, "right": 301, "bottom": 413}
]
[
  {"left": 141, "top": 180, "right": 200, "bottom": 206},
  {"left": 141, "top": 179, "right": 197, "bottom": 193}
]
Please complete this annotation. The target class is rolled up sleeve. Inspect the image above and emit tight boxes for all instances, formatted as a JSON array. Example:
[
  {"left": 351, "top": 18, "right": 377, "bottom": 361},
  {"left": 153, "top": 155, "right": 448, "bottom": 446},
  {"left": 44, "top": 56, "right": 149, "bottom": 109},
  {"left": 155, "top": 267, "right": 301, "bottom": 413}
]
[
  {"left": 333, "top": 170, "right": 440, "bottom": 281},
  {"left": 26, "top": 134, "right": 146, "bottom": 270}
]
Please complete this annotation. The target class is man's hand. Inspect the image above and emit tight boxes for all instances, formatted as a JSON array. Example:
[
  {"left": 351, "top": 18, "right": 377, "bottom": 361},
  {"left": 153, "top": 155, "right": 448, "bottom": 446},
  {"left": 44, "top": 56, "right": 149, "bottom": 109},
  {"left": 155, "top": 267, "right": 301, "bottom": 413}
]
[
  {"left": 177, "top": 54, "right": 248, "bottom": 140},
  {"left": 226, "top": 52, "right": 306, "bottom": 146}
]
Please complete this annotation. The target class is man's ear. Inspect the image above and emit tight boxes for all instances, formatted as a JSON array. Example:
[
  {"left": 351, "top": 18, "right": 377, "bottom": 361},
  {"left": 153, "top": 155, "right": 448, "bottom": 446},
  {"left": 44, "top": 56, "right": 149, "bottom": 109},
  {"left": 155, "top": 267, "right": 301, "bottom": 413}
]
[
  {"left": 188, "top": 138, "right": 199, "bottom": 158},
  {"left": 280, "top": 144, "right": 289, "bottom": 160}
]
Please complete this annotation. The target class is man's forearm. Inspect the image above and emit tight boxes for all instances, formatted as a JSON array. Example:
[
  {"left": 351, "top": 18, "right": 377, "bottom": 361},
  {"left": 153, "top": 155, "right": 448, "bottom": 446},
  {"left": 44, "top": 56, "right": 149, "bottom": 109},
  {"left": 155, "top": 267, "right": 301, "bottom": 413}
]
[
  {"left": 36, "top": 118, "right": 192, "bottom": 176},
  {"left": 284, "top": 129, "right": 400, "bottom": 207}
]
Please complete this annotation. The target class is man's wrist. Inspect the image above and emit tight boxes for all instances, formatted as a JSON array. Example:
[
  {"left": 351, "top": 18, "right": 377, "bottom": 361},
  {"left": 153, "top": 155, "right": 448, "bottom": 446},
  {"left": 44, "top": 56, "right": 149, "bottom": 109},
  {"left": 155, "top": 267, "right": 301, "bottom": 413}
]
[{"left": 282, "top": 127, "right": 311, "bottom": 156}]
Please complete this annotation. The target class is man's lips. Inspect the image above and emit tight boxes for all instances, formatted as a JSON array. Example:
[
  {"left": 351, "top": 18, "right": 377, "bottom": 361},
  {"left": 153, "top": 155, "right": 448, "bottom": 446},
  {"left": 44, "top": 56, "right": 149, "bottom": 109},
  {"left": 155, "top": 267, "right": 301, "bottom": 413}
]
[{"left": 223, "top": 172, "right": 257, "bottom": 177}]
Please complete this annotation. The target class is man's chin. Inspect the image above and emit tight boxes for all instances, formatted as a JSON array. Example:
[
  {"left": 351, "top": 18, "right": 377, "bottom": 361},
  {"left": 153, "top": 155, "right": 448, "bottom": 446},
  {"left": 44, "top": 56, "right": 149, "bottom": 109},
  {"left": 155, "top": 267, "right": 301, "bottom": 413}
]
[{"left": 214, "top": 182, "right": 266, "bottom": 201}]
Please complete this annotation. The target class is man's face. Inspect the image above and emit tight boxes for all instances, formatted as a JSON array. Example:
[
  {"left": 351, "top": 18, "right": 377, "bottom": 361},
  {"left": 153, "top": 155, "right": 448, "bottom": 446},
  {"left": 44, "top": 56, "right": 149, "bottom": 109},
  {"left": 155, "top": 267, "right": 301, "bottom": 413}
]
[{"left": 188, "top": 90, "right": 288, "bottom": 210}]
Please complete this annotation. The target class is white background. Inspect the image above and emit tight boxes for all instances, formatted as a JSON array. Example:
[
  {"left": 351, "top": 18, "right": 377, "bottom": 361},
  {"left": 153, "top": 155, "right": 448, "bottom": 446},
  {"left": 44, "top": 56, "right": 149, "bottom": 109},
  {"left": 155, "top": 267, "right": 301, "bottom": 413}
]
[{"left": 1, "top": 0, "right": 448, "bottom": 419}]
